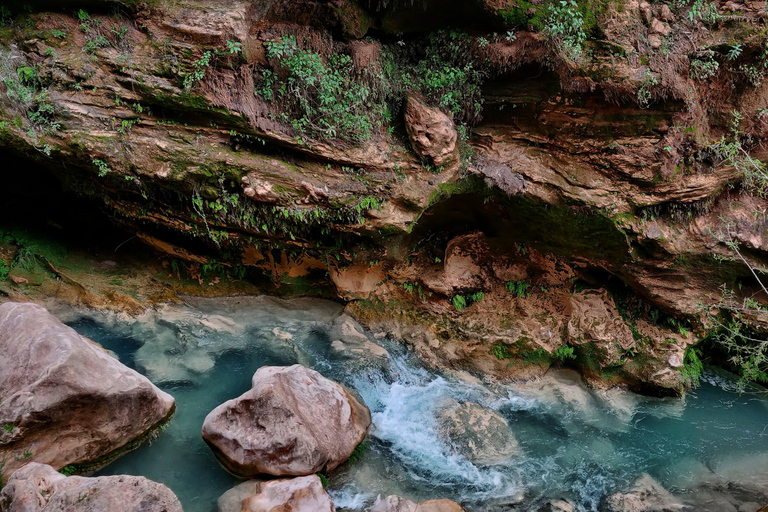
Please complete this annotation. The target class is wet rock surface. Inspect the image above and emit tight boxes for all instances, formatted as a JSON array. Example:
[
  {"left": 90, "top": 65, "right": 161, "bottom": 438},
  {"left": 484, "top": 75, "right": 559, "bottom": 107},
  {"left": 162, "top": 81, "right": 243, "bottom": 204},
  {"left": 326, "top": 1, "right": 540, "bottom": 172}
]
[
  {"left": 218, "top": 475, "right": 334, "bottom": 512},
  {"left": 202, "top": 364, "right": 371, "bottom": 477},
  {"left": 435, "top": 400, "right": 520, "bottom": 465},
  {"left": 0, "top": 302, "right": 175, "bottom": 474},
  {"left": 0, "top": 462, "right": 183, "bottom": 512}
]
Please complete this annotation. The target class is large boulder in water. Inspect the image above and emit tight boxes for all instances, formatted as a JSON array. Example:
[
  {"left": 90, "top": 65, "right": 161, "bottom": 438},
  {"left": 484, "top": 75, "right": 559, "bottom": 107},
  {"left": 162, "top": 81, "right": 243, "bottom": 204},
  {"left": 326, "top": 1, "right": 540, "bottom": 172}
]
[
  {"left": 370, "top": 496, "right": 466, "bottom": 512},
  {"left": 202, "top": 364, "right": 370, "bottom": 477},
  {"left": 0, "top": 462, "right": 183, "bottom": 512},
  {"left": 0, "top": 302, "right": 175, "bottom": 474},
  {"left": 218, "top": 475, "right": 334, "bottom": 512},
  {"left": 435, "top": 400, "right": 520, "bottom": 465}
]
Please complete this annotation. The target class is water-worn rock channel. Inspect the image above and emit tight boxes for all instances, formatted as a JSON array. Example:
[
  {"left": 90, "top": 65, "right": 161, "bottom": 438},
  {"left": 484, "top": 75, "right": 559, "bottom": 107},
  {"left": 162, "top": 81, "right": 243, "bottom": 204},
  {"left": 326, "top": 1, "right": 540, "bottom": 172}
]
[{"left": 59, "top": 296, "right": 768, "bottom": 512}]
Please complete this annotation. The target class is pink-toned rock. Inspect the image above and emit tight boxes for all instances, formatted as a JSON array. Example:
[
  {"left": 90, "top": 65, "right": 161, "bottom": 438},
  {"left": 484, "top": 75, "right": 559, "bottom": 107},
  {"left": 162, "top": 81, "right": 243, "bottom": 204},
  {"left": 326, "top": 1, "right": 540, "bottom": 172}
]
[
  {"left": 241, "top": 175, "right": 280, "bottom": 203},
  {"left": 0, "top": 303, "right": 175, "bottom": 475},
  {"left": 567, "top": 289, "right": 634, "bottom": 367},
  {"left": 404, "top": 96, "right": 459, "bottom": 168},
  {"left": 0, "top": 462, "right": 182, "bottom": 512},
  {"left": 648, "top": 33, "right": 662, "bottom": 49},
  {"left": 218, "top": 475, "right": 334, "bottom": 512},
  {"left": 371, "top": 496, "right": 466, "bottom": 512},
  {"left": 202, "top": 364, "right": 370, "bottom": 477},
  {"left": 650, "top": 18, "right": 670, "bottom": 36}
]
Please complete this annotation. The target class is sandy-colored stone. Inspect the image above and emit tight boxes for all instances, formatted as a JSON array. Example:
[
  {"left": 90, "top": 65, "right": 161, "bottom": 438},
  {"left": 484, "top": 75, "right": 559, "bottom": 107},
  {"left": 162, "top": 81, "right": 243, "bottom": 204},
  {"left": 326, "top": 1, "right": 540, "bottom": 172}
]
[
  {"left": 202, "top": 364, "right": 370, "bottom": 477},
  {"left": 567, "top": 289, "right": 634, "bottom": 367},
  {"left": 0, "top": 303, "right": 175, "bottom": 475},
  {"left": 218, "top": 475, "right": 334, "bottom": 512},
  {"left": 370, "top": 497, "right": 465, "bottom": 512},
  {"left": 404, "top": 96, "right": 459, "bottom": 168},
  {"left": 0, "top": 462, "right": 182, "bottom": 512}
]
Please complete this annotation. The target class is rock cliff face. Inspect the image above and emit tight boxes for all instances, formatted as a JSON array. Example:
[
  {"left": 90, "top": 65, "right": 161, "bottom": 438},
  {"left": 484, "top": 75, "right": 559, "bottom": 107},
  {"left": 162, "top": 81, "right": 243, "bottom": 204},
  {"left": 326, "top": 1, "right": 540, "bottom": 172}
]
[{"left": 1, "top": 0, "right": 767, "bottom": 392}]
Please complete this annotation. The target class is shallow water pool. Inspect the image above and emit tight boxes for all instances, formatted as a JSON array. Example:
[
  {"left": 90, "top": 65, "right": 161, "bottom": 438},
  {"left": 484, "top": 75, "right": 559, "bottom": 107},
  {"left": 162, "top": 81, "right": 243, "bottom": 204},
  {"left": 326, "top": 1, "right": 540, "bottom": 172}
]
[{"left": 63, "top": 295, "right": 768, "bottom": 512}]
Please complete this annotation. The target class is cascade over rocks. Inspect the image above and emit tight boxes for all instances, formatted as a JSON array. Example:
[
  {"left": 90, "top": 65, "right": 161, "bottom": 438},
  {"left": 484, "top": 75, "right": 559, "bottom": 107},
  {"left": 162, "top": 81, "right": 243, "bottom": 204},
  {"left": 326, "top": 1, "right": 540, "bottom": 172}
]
[
  {"left": 217, "top": 475, "right": 334, "bottom": 512},
  {"left": 202, "top": 364, "right": 370, "bottom": 477},
  {"left": 0, "top": 462, "right": 183, "bottom": 512},
  {"left": 0, "top": 302, "right": 175, "bottom": 475}
]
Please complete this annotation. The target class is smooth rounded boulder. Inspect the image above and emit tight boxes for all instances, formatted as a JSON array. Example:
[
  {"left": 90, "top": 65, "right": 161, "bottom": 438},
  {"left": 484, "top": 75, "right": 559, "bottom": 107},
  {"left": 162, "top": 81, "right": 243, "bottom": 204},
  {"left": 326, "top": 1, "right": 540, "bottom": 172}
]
[
  {"left": 0, "top": 302, "right": 175, "bottom": 474},
  {"left": 202, "top": 364, "right": 370, "bottom": 477},
  {"left": 0, "top": 462, "right": 183, "bottom": 512},
  {"left": 218, "top": 475, "right": 334, "bottom": 512}
]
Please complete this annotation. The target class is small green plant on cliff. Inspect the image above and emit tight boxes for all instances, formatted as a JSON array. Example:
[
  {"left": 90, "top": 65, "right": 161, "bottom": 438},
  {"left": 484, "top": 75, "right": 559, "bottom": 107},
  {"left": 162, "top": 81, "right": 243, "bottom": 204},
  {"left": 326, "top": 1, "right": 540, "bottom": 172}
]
[
  {"left": 506, "top": 280, "right": 531, "bottom": 297},
  {"left": 452, "top": 294, "right": 468, "bottom": 310},
  {"left": 92, "top": 159, "right": 111, "bottom": 177},
  {"left": 544, "top": 0, "right": 587, "bottom": 62},
  {"left": 681, "top": 347, "right": 704, "bottom": 387},
  {"left": 260, "top": 35, "right": 374, "bottom": 143},
  {"left": 183, "top": 51, "right": 212, "bottom": 91},
  {"left": 637, "top": 70, "right": 659, "bottom": 108},
  {"left": 492, "top": 344, "right": 513, "bottom": 360},
  {"left": 709, "top": 111, "right": 768, "bottom": 196},
  {"left": 2, "top": 423, "right": 13, "bottom": 433},
  {"left": 689, "top": 50, "right": 719, "bottom": 82},
  {"left": 687, "top": 0, "right": 721, "bottom": 25},
  {"left": 553, "top": 345, "right": 576, "bottom": 361}
]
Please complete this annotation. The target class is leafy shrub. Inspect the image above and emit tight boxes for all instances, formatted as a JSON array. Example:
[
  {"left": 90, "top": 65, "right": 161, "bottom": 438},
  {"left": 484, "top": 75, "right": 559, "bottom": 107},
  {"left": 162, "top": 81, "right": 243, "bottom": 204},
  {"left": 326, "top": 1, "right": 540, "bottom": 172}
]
[
  {"left": 183, "top": 51, "right": 211, "bottom": 91},
  {"left": 0, "top": 262, "right": 8, "bottom": 281},
  {"left": 492, "top": 344, "right": 512, "bottom": 360},
  {"left": 689, "top": 52, "right": 719, "bottom": 82},
  {"left": 681, "top": 347, "right": 703, "bottom": 386},
  {"left": 688, "top": 0, "right": 721, "bottom": 25},
  {"left": 452, "top": 294, "right": 467, "bottom": 310},
  {"left": 261, "top": 35, "right": 374, "bottom": 143},
  {"left": 553, "top": 345, "right": 576, "bottom": 361},
  {"left": 544, "top": 0, "right": 587, "bottom": 62},
  {"left": 505, "top": 280, "right": 531, "bottom": 297}
]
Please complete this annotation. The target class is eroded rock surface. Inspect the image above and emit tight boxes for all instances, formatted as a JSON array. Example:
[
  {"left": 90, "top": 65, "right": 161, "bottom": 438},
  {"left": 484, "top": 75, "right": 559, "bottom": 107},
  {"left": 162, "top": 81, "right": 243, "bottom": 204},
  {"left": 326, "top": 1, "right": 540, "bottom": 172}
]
[
  {"left": 404, "top": 96, "right": 459, "bottom": 168},
  {"left": 0, "top": 302, "right": 175, "bottom": 474},
  {"left": 436, "top": 400, "right": 520, "bottom": 465},
  {"left": 218, "top": 475, "right": 334, "bottom": 512},
  {"left": 202, "top": 364, "right": 370, "bottom": 477},
  {"left": 0, "top": 462, "right": 182, "bottom": 512}
]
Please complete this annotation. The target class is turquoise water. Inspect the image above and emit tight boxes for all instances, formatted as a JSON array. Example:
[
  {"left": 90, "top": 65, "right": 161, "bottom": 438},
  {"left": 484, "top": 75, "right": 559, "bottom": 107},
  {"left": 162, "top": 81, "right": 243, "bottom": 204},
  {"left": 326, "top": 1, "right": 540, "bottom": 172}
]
[{"left": 63, "top": 296, "right": 768, "bottom": 512}]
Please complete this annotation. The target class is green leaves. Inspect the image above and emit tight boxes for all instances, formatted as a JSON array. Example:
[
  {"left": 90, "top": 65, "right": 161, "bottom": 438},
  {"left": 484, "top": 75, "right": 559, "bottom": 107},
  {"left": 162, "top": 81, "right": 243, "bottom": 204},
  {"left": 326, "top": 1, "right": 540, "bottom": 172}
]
[{"left": 261, "top": 35, "right": 374, "bottom": 143}]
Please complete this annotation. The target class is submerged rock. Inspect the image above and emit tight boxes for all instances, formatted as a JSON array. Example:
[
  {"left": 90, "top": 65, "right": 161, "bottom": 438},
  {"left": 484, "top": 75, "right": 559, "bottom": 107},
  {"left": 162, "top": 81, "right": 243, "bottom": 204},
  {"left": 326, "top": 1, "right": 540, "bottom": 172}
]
[
  {"left": 218, "top": 475, "right": 334, "bottom": 512},
  {"left": 605, "top": 473, "right": 684, "bottom": 512},
  {"left": 0, "top": 462, "right": 182, "bottom": 512},
  {"left": 202, "top": 364, "right": 370, "bottom": 477},
  {"left": 370, "top": 496, "right": 466, "bottom": 512},
  {"left": 0, "top": 302, "right": 175, "bottom": 474},
  {"left": 435, "top": 400, "right": 520, "bottom": 465}
]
